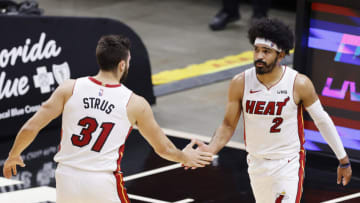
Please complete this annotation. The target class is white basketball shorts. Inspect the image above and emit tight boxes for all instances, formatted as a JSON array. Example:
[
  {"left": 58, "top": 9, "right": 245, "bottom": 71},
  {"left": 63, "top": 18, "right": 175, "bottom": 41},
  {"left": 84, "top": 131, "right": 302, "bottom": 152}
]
[
  {"left": 55, "top": 164, "right": 130, "bottom": 203},
  {"left": 247, "top": 151, "right": 305, "bottom": 203}
]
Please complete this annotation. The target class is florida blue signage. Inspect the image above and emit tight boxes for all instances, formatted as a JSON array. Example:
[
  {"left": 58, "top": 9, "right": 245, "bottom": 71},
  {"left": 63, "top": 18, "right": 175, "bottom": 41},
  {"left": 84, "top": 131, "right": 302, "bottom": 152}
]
[{"left": 0, "top": 16, "right": 155, "bottom": 137}]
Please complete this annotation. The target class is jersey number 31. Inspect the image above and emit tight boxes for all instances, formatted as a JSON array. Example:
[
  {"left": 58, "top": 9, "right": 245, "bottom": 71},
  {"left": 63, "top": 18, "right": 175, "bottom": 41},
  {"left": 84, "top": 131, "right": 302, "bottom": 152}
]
[{"left": 71, "top": 117, "right": 115, "bottom": 152}]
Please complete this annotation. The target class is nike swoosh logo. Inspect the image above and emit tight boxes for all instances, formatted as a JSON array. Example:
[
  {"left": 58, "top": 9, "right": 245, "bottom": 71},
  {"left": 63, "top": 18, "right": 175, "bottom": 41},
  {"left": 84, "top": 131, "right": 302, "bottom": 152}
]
[{"left": 250, "top": 90, "right": 261, "bottom": 94}]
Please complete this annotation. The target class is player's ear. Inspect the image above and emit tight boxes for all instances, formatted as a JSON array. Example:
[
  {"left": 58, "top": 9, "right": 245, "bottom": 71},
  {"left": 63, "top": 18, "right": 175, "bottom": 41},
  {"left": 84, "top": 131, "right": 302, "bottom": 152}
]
[
  {"left": 117, "top": 60, "right": 125, "bottom": 72},
  {"left": 276, "top": 51, "right": 286, "bottom": 63},
  {"left": 279, "top": 51, "right": 285, "bottom": 59}
]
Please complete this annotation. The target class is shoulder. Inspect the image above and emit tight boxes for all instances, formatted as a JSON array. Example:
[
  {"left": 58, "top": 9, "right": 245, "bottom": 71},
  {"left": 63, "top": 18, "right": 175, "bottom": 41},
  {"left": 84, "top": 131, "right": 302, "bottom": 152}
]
[
  {"left": 55, "top": 79, "right": 76, "bottom": 97},
  {"left": 127, "top": 93, "right": 150, "bottom": 124},
  {"left": 60, "top": 79, "right": 76, "bottom": 89},
  {"left": 128, "top": 93, "right": 147, "bottom": 107},
  {"left": 228, "top": 72, "right": 245, "bottom": 100},
  {"left": 294, "top": 73, "right": 313, "bottom": 90},
  {"left": 231, "top": 72, "right": 245, "bottom": 86},
  {"left": 57, "top": 79, "right": 76, "bottom": 102},
  {"left": 294, "top": 73, "right": 318, "bottom": 106}
]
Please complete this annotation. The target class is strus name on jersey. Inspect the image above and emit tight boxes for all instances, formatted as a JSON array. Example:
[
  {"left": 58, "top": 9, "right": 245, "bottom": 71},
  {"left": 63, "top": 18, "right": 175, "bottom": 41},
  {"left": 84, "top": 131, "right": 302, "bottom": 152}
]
[
  {"left": 83, "top": 97, "right": 115, "bottom": 114},
  {"left": 245, "top": 97, "right": 289, "bottom": 115}
]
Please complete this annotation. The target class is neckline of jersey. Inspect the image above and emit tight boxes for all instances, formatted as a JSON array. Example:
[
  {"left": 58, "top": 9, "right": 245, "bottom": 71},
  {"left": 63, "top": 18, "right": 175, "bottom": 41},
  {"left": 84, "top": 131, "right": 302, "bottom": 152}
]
[
  {"left": 88, "top": 77, "right": 122, "bottom": 88},
  {"left": 255, "top": 65, "right": 287, "bottom": 91}
]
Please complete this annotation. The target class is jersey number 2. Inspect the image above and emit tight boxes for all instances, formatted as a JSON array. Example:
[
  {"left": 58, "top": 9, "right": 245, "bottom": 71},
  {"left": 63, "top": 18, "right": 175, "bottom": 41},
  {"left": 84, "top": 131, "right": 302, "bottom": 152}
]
[
  {"left": 270, "top": 117, "right": 283, "bottom": 133},
  {"left": 71, "top": 117, "right": 115, "bottom": 152}
]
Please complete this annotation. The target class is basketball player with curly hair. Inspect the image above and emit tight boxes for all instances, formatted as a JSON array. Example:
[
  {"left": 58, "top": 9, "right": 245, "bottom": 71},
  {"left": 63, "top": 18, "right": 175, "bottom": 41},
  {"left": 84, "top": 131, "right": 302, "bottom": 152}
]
[{"left": 197, "top": 18, "right": 352, "bottom": 202}]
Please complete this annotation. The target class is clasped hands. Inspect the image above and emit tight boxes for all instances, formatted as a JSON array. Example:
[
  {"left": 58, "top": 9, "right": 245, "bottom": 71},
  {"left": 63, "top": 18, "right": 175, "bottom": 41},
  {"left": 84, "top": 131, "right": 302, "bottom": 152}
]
[{"left": 181, "top": 139, "right": 213, "bottom": 169}]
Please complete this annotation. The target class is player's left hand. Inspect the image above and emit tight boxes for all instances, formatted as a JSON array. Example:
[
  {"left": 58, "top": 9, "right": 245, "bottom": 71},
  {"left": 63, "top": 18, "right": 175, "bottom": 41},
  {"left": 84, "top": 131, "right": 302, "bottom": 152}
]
[
  {"left": 337, "top": 162, "right": 352, "bottom": 186},
  {"left": 3, "top": 155, "right": 25, "bottom": 179},
  {"left": 183, "top": 141, "right": 213, "bottom": 170},
  {"left": 181, "top": 139, "right": 213, "bottom": 169}
]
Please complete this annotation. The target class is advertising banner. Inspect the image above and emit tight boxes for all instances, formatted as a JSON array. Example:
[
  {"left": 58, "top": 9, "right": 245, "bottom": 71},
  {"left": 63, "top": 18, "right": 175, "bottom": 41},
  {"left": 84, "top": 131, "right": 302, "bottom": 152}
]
[{"left": 0, "top": 16, "right": 155, "bottom": 138}]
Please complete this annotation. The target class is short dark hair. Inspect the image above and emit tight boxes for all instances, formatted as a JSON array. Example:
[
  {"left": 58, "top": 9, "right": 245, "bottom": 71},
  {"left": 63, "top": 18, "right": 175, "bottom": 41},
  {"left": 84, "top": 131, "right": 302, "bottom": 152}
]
[
  {"left": 96, "top": 34, "right": 131, "bottom": 71},
  {"left": 248, "top": 18, "right": 294, "bottom": 55}
]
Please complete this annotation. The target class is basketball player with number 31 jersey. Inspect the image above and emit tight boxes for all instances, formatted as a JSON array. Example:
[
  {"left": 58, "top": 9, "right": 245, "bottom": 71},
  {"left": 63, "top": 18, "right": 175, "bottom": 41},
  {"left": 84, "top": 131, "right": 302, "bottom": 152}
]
[
  {"left": 2, "top": 35, "right": 214, "bottom": 203},
  {"left": 53, "top": 76, "right": 133, "bottom": 203},
  {"left": 197, "top": 18, "right": 352, "bottom": 203}
]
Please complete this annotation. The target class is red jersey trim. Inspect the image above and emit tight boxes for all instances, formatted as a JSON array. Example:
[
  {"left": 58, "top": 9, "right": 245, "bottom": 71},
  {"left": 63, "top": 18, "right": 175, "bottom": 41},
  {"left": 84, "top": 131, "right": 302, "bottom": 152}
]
[
  {"left": 115, "top": 126, "right": 133, "bottom": 172},
  {"left": 88, "top": 77, "right": 121, "bottom": 88},
  {"left": 296, "top": 104, "right": 306, "bottom": 203},
  {"left": 113, "top": 126, "right": 132, "bottom": 203},
  {"left": 292, "top": 73, "right": 299, "bottom": 106},
  {"left": 297, "top": 105, "right": 305, "bottom": 149}
]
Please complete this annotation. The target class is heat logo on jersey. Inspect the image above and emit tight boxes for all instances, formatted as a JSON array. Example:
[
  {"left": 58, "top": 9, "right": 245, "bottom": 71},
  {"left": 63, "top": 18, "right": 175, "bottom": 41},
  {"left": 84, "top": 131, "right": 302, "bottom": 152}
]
[
  {"left": 275, "top": 192, "right": 289, "bottom": 203},
  {"left": 245, "top": 97, "right": 290, "bottom": 115}
]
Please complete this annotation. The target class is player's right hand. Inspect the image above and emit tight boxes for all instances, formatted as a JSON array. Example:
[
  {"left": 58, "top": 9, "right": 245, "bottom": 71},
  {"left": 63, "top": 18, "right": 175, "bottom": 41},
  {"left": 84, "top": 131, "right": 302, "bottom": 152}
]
[
  {"left": 183, "top": 140, "right": 213, "bottom": 170},
  {"left": 3, "top": 156, "right": 26, "bottom": 179},
  {"left": 181, "top": 139, "right": 213, "bottom": 169}
]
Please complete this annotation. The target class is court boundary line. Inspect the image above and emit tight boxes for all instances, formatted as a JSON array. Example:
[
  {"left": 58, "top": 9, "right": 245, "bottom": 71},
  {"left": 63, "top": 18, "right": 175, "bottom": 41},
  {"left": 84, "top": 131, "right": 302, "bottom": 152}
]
[
  {"left": 128, "top": 194, "right": 194, "bottom": 203},
  {"left": 320, "top": 192, "right": 360, "bottom": 203},
  {"left": 0, "top": 177, "right": 23, "bottom": 187},
  {"left": 173, "top": 198, "right": 195, "bottom": 203},
  {"left": 0, "top": 185, "right": 192, "bottom": 203},
  {"left": 123, "top": 163, "right": 182, "bottom": 182},
  {"left": 0, "top": 186, "right": 56, "bottom": 203}
]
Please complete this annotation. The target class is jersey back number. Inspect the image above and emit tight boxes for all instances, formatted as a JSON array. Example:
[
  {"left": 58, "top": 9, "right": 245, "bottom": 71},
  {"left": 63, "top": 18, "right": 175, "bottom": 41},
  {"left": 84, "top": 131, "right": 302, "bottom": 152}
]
[{"left": 71, "top": 117, "right": 115, "bottom": 152}]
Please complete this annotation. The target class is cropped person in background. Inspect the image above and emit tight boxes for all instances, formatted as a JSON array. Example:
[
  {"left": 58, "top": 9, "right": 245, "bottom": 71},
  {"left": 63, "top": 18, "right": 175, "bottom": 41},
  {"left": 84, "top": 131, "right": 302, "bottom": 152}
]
[{"left": 209, "top": 0, "right": 272, "bottom": 31}]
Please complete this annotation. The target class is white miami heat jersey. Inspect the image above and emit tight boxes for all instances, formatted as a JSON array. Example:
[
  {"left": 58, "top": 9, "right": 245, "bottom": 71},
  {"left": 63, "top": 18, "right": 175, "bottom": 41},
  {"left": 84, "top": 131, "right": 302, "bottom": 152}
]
[
  {"left": 242, "top": 66, "right": 305, "bottom": 159},
  {"left": 54, "top": 77, "right": 133, "bottom": 172}
]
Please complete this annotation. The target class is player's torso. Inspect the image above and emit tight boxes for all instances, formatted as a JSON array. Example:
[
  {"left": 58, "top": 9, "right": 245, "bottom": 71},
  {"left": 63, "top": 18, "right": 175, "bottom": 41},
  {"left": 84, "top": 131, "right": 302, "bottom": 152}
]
[
  {"left": 242, "top": 66, "right": 305, "bottom": 159},
  {"left": 54, "top": 77, "right": 133, "bottom": 172}
]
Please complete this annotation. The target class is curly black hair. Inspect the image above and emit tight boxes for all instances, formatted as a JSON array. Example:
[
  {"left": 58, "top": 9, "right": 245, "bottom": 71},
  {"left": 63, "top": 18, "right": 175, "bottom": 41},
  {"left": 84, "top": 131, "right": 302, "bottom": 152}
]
[{"left": 248, "top": 18, "right": 294, "bottom": 55}]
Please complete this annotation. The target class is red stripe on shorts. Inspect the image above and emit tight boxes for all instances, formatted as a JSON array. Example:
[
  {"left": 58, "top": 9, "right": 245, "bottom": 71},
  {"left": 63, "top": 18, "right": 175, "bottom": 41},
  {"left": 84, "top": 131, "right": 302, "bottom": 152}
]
[
  {"left": 114, "top": 172, "right": 130, "bottom": 203},
  {"left": 295, "top": 151, "right": 305, "bottom": 203}
]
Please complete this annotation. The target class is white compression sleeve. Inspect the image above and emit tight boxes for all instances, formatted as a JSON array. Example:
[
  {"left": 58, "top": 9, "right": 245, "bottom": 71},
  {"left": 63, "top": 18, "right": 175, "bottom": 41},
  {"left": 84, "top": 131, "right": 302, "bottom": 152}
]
[{"left": 305, "top": 100, "right": 347, "bottom": 160}]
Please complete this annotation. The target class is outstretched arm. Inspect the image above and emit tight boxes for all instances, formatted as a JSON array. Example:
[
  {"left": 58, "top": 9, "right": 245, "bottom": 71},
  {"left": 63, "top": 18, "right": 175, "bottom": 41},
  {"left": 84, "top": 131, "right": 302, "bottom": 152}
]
[
  {"left": 295, "top": 74, "right": 352, "bottom": 186},
  {"left": 3, "top": 80, "right": 75, "bottom": 179},
  {"left": 207, "top": 73, "right": 244, "bottom": 154},
  {"left": 127, "top": 94, "right": 213, "bottom": 168}
]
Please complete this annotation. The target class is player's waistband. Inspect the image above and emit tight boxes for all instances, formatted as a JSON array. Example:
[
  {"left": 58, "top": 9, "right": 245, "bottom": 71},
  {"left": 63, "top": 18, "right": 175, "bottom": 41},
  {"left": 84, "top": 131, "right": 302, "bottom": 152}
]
[
  {"left": 248, "top": 151, "right": 301, "bottom": 160},
  {"left": 56, "top": 163, "right": 121, "bottom": 174}
]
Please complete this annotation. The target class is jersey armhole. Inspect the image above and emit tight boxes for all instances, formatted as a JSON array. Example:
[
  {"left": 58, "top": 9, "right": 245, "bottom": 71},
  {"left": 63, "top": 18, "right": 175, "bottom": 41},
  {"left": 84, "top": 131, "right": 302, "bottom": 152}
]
[
  {"left": 292, "top": 73, "right": 300, "bottom": 106},
  {"left": 241, "top": 71, "right": 247, "bottom": 108},
  {"left": 64, "top": 79, "right": 77, "bottom": 107}
]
